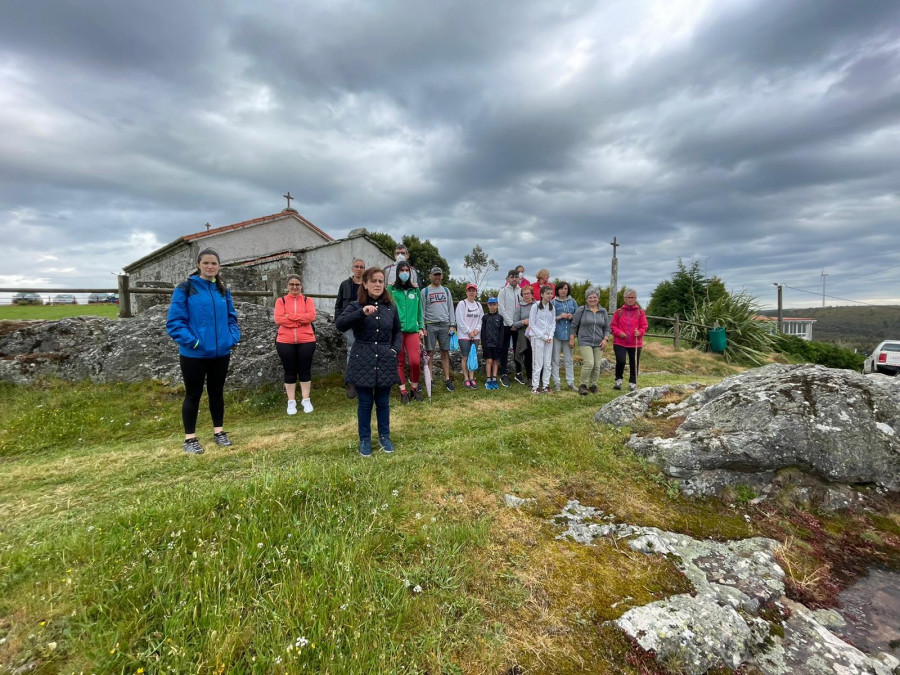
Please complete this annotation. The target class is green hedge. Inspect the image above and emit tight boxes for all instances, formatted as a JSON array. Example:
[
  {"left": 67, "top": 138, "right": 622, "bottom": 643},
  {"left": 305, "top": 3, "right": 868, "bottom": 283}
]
[{"left": 774, "top": 334, "right": 865, "bottom": 371}]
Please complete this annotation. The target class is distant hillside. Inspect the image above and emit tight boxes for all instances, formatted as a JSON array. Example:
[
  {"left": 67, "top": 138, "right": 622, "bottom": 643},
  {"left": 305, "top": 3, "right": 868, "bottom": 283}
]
[{"left": 760, "top": 305, "right": 900, "bottom": 352}]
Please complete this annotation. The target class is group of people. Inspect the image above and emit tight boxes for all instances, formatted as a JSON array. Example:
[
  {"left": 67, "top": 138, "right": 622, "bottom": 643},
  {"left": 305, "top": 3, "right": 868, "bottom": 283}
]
[{"left": 165, "top": 246, "right": 648, "bottom": 457}]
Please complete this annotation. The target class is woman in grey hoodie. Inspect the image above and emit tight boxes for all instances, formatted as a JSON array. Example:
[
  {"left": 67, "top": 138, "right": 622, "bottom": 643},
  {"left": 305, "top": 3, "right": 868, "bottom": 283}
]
[{"left": 569, "top": 286, "right": 610, "bottom": 395}]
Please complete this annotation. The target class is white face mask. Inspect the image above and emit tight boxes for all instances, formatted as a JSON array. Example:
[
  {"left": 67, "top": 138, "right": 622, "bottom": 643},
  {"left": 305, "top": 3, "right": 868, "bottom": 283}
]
[{"left": 395, "top": 253, "right": 406, "bottom": 262}]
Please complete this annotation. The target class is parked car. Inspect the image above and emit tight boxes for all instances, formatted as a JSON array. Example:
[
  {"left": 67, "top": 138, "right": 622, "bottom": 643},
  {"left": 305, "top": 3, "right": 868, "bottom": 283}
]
[
  {"left": 52, "top": 294, "right": 77, "bottom": 305},
  {"left": 88, "top": 293, "right": 110, "bottom": 304},
  {"left": 863, "top": 340, "right": 900, "bottom": 375},
  {"left": 107, "top": 293, "right": 120, "bottom": 305},
  {"left": 12, "top": 292, "right": 43, "bottom": 305}
]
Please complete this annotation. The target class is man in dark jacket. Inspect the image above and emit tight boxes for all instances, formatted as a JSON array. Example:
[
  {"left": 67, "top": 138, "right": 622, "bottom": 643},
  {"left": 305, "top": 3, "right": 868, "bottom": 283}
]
[{"left": 335, "top": 258, "right": 366, "bottom": 398}]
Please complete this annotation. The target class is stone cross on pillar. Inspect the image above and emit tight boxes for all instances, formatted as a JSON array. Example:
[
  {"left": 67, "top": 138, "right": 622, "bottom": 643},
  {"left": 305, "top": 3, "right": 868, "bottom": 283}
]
[{"left": 283, "top": 191, "right": 294, "bottom": 210}]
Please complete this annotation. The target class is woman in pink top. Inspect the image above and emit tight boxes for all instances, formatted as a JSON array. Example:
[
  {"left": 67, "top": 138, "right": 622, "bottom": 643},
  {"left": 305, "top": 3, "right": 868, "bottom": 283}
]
[
  {"left": 609, "top": 288, "right": 648, "bottom": 391},
  {"left": 274, "top": 275, "right": 317, "bottom": 414}
]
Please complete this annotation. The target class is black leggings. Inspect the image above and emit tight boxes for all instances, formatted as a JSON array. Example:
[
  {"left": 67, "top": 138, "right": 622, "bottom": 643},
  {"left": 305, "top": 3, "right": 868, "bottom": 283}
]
[
  {"left": 614, "top": 345, "right": 641, "bottom": 384},
  {"left": 275, "top": 342, "right": 316, "bottom": 383},
  {"left": 180, "top": 355, "right": 230, "bottom": 434}
]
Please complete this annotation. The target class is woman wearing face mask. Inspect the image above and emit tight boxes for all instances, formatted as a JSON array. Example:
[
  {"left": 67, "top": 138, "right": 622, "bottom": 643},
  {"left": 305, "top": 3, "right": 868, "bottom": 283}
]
[
  {"left": 336, "top": 267, "right": 403, "bottom": 457},
  {"left": 166, "top": 248, "right": 241, "bottom": 454},
  {"left": 274, "top": 275, "right": 317, "bottom": 415},
  {"left": 389, "top": 260, "right": 425, "bottom": 403},
  {"left": 384, "top": 244, "right": 419, "bottom": 287}
]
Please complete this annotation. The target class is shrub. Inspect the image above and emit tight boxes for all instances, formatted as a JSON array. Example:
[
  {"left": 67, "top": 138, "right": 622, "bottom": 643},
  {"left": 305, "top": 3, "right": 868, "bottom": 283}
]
[
  {"left": 680, "top": 291, "right": 776, "bottom": 365},
  {"left": 774, "top": 334, "right": 865, "bottom": 371}
]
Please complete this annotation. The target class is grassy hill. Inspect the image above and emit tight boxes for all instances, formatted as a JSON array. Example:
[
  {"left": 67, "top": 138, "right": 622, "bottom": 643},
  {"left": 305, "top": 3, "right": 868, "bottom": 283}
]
[
  {"left": 1, "top": 344, "right": 897, "bottom": 674},
  {"left": 760, "top": 305, "right": 900, "bottom": 352}
]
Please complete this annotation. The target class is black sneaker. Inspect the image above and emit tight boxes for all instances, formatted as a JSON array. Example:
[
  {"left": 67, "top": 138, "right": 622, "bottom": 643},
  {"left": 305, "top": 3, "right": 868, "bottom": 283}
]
[
  {"left": 411, "top": 387, "right": 424, "bottom": 402},
  {"left": 213, "top": 431, "right": 232, "bottom": 447},
  {"left": 183, "top": 438, "right": 204, "bottom": 454},
  {"left": 346, "top": 383, "right": 357, "bottom": 399},
  {"left": 500, "top": 374, "right": 510, "bottom": 387},
  {"left": 579, "top": 384, "right": 588, "bottom": 396},
  {"left": 589, "top": 385, "right": 597, "bottom": 394},
  {"left": 400, "top": 390, "right": 410, "bottom": 405},
  {"left": 514, "top": 373, "right": 527, "bottom": 385},
  {"left": 445, "top": 379, "right": 455, "bottom": 392}
]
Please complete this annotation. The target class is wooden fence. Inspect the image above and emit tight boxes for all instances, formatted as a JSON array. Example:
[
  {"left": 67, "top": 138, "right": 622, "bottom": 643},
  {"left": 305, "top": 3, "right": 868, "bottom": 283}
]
[
  {"left": 1, "top": 275, "right": 339, "bottom": 319},
  {"left": 645, "top": 314, "right": 709, "bottom": 350}
]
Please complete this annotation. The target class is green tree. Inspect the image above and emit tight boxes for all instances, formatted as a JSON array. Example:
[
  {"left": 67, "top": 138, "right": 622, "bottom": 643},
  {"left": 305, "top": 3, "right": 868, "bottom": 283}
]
[
  {"left": 367, "top": 232, "right": 397, "bottom": 258},
  {"left": 462, "top": 245, "right": 499, "bottom": 288},
  {"left": 401, "top": 235, "right": 450, "bottom": 279},
  {"left": 646, "top": 259, "right": 728, "bottom": 328}
]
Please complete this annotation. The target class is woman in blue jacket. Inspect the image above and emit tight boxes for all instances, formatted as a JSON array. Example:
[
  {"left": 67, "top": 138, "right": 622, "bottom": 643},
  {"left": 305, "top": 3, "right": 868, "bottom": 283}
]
[
  {"left": 166, "top": 248, "right": 241, "bottom": 454},
  {"left": 551, "top": 281, "right": 578, "bottom": 391}
]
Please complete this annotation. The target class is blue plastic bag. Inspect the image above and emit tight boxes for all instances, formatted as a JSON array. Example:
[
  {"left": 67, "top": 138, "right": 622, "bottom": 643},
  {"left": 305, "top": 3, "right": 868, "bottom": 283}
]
[
  {"left": 467, "top": 343, "right": 479, "bottom": 371},
  {"left": 449, "top": 331, "right": 459, "bottom": 351}
]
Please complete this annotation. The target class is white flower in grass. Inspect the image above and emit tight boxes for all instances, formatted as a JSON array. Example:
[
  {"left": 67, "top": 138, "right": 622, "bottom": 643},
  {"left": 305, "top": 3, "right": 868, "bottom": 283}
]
[
  {"left": 415, "top": 513, "right": 421, "bottom": 519},
  {"left": 391, "top": 489, "right": 399, "bottom": 497},
  {"left": 413, "top": 585, "right": 423, "bottom": 594},
  {"left": 294, "top": 636, "right": 309, "bottom": 649},
  {"left": 257, "top": 542, "right": 264, "bottom": 549},
  {"left": 275, "top": 656, "right": 282, "bottom": 664},
  {"left": 371, "top": 508, "right": 378, "bottom": 515},
  {"left": 87, "top": 526, "right": 94, "bottom": 532},
  {"left": 402, "top": 579, "right": 411, "bottom": 588},
  {"left": 381, "top": 503, "right": 388, "bottom": 511}
]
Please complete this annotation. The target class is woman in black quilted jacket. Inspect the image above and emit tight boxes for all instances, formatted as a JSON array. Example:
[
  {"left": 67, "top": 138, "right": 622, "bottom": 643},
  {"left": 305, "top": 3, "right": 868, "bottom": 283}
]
[{"left": 336, "top": 267, "right": 403, "bottom": 457}]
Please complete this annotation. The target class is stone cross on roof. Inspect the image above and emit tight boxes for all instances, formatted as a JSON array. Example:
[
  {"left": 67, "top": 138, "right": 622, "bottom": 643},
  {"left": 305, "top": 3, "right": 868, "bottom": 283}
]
[{"left": 283, "top": 191, "right": 296, "bottom": 212}]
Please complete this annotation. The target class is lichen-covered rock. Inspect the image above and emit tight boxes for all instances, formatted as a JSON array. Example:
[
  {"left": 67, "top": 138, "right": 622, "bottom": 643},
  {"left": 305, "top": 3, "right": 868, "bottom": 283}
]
[
  {"left": 623, "top": 364, "right": 900, "bottom": 492},
  {"left": 616, "top": 594, "right": 769, "bottom": 674},
  {"left": 552, "top": 500, "right": 894, "bottom": 674},
  {"left": 0, "top": 304, "right": 347, "bottom": 388},
  {"left": 593, "top": 383, "right": 703, "bottom": 427}
]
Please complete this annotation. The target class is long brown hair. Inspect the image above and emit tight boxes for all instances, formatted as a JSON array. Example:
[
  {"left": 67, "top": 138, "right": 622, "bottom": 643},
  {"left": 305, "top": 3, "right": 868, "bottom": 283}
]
[
  {"left": 358, "top": 267, "right": 393, "bottom": 305},
  {"left": 192, "top": 248, "right": 226, "bottom": 296}
]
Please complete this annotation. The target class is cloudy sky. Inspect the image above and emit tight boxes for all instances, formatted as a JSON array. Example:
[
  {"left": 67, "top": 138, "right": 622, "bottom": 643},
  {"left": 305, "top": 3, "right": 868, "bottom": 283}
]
[{"left": 2, "top": 0, "right": 899, "bottom": 309}]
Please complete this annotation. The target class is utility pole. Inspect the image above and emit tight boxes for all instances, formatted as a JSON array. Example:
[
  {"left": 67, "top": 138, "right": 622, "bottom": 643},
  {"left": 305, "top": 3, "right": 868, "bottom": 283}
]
[
  {"left": 609, "top": 236, "right": 619, "bottom": 316},
  {"left": 773, "top": 283, "right": 783, "bottom": 335},
  {"left": 820, "top": 268, "right": 828, "bottom": 308}
]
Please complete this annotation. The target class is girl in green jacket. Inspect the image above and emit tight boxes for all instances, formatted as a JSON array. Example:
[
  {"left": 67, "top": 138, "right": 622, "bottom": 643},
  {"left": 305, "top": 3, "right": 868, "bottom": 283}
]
[{"left": 389, "top": 260, "right": 425, "bottom": 403}]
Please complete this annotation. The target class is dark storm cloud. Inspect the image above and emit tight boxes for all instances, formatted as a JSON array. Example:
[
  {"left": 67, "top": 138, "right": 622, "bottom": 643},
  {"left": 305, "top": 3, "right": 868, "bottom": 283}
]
[{"left": 1, "top": 0, "right": 899, "bottom": 308}]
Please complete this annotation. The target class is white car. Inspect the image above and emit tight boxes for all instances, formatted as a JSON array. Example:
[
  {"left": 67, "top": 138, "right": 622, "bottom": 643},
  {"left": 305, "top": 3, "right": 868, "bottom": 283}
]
[{"left": 863, "top": 340, "right": 900, "bottom": 375}]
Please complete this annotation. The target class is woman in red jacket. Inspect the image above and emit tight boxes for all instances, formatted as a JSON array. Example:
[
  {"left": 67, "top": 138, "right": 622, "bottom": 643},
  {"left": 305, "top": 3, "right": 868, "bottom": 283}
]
[
  {"left": 610, "top": 288, "right": 648, "bottom": 391},
  {"left": 275, "top": 275, "right": 317, "bottom": 414}
]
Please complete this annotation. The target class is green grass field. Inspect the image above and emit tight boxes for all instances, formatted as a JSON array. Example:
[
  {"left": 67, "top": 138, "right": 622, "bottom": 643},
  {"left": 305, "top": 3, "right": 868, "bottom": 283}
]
[
  {"left": 0, "top": 304, "right": 120, "bottom": 320},
  {"left": 0, "top": 345, "right": 897, "bottom": 674}
]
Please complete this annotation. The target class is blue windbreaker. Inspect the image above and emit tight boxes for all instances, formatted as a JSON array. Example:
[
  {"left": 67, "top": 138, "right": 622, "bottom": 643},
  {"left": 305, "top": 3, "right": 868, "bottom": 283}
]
[
  {"left": 552, "top": 297, "right": 578, "bottom": 340},
  {"left": 166, "top": 276, "right": 241, "bottom": 359}
]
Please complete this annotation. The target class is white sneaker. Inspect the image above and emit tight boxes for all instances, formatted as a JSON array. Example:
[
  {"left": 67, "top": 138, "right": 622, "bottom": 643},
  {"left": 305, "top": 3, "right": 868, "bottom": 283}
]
[
  {"left": 629, "top": 382, "right": 637, "bottom": 391},
  {"left": 301, "top": 398, "right": 314, "bottom": 414},
  {"left": 287, "top": 400, "right": 297, "bottom": 415}
]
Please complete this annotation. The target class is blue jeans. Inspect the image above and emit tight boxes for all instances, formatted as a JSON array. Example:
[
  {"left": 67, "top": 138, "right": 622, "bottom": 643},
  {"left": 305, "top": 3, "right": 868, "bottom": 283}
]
[{"left": 356, "top": 386, "right": 391, "bottom": 441}]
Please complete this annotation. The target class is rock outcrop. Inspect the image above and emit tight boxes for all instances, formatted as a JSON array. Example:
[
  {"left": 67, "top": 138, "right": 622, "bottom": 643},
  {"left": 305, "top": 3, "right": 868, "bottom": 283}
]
[
  {"left": 554, "top": 500, "right": 899, "bottom": 675},
  {"left": 0, "top": 304, "right": 347, "bottom": 388},
  {"left": 595, "top": 364, "right": 900, "bottom": 493}
]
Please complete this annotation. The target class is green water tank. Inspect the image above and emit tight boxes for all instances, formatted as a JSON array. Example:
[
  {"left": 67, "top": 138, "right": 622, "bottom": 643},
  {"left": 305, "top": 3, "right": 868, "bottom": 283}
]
[{"left": 709, "top": 326, "right": 727, "bottom": 353}]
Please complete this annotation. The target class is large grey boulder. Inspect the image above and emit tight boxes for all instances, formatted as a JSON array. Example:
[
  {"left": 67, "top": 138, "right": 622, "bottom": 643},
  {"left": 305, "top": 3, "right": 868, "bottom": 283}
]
[
  {"left": 0, "top": 304, "right": 347, "bottom": 388},
  {"left": 601, "top": 364, "right": 900, "bottom": 492}
]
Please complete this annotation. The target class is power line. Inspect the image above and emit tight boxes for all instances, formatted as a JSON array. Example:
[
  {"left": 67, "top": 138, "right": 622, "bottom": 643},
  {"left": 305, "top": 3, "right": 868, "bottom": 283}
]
[
  {"left": 833, "top": 262, "right": 900, "bottom": 282},
  {"left": 781, "top": 284, "right": 900, "bottom": 310}
]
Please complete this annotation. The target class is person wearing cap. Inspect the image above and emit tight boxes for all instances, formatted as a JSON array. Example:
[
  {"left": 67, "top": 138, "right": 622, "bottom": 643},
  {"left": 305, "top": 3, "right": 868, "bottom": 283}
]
[
  {"left": 455, "top": 284, "right": 484, "bottom": 389},
  {"left": 421, "top": 266, "right": 456, "bottom": 392},
  {"left": 384, "top": 243, "right": 420, "bottom": 288},
  {"left": 480, "top": 297, "right": 505, "bottom": 390},
  {"left": 497, "top": 269, "right": 522, "bottom": 387}
]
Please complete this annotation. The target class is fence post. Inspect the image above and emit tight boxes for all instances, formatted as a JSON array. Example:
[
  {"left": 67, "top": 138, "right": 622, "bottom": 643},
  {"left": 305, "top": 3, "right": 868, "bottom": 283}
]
[
  {"left": 118, "top": 274, "right": 133, "bottom": 318},
  {"left": 673, "top": 313, "right": 680, "bottom": 351}
]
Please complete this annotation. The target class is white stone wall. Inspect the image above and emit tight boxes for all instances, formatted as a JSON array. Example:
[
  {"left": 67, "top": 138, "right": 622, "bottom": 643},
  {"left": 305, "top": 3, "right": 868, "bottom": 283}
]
[
  {"left": 200, "top": 217, "right": 327, "bottom": 261},
  {"left": 300, "top": 237, "right": 392, "bottom": 316}
]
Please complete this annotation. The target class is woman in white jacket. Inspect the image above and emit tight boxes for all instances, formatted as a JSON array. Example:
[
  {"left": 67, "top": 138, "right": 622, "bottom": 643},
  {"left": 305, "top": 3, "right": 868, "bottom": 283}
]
[
  {"left": 455, "top": 283, "right": 484, "bottom": 389},
  {"left": 529, "top": 285, "right": 556, "bottom": 393}
]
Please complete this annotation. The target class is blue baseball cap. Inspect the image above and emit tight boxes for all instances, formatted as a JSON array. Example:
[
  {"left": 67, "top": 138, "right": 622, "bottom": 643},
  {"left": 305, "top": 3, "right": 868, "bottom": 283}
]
[{"left": 487, "top": 297, "right": 498, "bottom": 304}]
